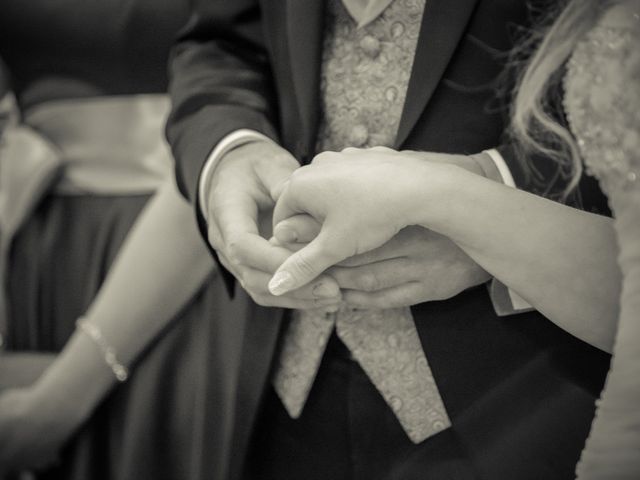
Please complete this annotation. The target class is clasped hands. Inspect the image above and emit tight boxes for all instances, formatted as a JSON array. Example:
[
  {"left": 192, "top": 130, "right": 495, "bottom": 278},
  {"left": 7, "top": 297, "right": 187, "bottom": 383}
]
[{"left": 205, "top": 141, "right": 490, "bottom": 310}]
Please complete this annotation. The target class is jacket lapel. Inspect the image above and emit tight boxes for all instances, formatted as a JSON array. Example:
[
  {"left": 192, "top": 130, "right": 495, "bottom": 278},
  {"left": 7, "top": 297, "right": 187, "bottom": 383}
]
[
  {"left": 395, "top": 0, "right": 479, "bottom": 147},
  {"left": 286, "top": 0, "right": 325, "bottom": 153}
]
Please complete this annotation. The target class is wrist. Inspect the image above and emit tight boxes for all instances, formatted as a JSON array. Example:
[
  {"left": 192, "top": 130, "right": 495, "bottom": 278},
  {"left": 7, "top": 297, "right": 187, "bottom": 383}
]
[
  {"left": 404, "top": 159, "right": 461, "bottom": 229},
  {"left": 200, "top": 131, "right": 276, "bottom": 219},
  {"left": 32, "top": 331, "right": 118, "bottom": 423},
  {"left": 469, "top": 151, "right": 503, "bottom": 183}
]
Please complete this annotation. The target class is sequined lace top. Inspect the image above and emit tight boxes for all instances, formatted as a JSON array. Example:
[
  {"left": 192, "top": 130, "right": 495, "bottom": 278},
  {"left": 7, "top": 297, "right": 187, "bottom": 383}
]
[
  {"left": 564, "top": 14, "right": 640, "bottom": 479},
  {"left": 564, "top": 23, "right": 640, "bottom": 195}
]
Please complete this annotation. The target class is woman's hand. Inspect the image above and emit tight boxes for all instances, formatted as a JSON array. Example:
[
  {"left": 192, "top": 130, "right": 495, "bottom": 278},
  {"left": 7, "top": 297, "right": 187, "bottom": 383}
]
[
  {"left": 0, "top": 386, "right": 75, "bottom": 475},
  {"left": 268, "top": 147, "right": 441, "bottom": 295},
  {"left": 272, "top": 216, "right": 490, "bottom": 307}
]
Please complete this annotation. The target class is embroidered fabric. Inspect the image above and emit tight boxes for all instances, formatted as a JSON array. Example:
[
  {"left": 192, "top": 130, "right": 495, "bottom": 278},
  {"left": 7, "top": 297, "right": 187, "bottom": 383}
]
[
  {"left": 564, "top": 19, "right": 640, "bottom": 479},
  {"left": 273, "top": 0, "right": 451, "bottom": 444},
  {"left": 316, "top": 0, "right": 425, "bottom": 151}
]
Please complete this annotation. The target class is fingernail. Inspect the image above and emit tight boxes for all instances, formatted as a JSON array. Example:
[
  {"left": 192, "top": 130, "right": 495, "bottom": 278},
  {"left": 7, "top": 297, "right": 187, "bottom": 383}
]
[
  {"left": 312, "top": 282, "right": 338, "bottom": 299},
  {"left": 269, "top": 271, "right": 295, "bottom": 296},
  {"left": 275, "top": 226, "right": 298, "bottom": 244}
]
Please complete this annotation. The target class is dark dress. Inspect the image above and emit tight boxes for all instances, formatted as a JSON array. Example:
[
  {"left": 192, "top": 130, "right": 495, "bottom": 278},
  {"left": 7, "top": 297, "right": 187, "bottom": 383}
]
[{"left": 0, "top": 2, "right": 224, "bottom": 478}]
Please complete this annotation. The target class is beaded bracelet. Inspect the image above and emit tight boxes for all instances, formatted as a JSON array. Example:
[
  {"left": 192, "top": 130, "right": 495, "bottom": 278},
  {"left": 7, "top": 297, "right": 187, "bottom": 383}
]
[{"left": 76, "top": 318, "right": 129, "bottom": 382}]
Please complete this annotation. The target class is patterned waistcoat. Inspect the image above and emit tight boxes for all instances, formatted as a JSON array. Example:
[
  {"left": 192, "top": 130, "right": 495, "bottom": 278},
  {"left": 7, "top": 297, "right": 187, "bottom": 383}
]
[{"left": 273, "top": 0, "right": 451, "bottom": 444}]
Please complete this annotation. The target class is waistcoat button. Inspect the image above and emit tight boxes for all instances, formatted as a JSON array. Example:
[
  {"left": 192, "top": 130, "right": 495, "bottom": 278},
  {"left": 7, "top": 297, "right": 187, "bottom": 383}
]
[
  {"left": 348, "top": 124, "right": 369, "bottom": 147},
  {"left": 360, "top": 35, "right": 381, "bottom": 58}
]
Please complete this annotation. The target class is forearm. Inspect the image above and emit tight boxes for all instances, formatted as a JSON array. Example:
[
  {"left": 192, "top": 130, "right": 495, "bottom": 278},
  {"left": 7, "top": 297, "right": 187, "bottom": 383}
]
[
  {"left": 416, "top": 165, "right": 620, "bottom": 352},
  {"left": 33, "top": 180, "right": 215, "bottom": 420}
]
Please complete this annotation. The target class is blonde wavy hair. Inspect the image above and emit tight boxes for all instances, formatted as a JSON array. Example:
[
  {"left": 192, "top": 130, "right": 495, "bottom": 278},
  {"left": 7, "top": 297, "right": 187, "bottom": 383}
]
[{"left": 511, "top": 0, "right": 617, "bottom": 199}]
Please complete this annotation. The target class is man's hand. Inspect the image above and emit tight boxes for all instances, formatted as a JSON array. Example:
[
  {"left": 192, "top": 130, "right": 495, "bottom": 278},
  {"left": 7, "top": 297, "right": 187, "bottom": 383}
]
[
  {"left": 331, "top": 226, "right": 490, "bottom": 307},
  {"left": 204, "top": 141, "right": 341, "bottom": 309},
  {"left": 266, "top": 147, "right": 501, "bottom": 296},
  {"left": 273, "top": 216, "right": 490, "bottom": 308}
]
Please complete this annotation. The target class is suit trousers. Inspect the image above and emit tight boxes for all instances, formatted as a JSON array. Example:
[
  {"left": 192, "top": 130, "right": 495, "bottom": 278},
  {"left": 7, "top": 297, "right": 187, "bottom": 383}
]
[{"left": 244, "top": 333, "right": 477, "bottom": 480}]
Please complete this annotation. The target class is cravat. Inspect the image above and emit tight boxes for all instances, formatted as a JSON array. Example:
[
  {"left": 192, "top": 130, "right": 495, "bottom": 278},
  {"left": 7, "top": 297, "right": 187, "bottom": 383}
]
[{"left": 341, "top": 0, "right": 396, "bottom": 28}]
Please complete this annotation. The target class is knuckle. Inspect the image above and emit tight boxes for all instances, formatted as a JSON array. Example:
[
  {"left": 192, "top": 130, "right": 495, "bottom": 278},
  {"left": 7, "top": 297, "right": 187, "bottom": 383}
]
[
  {"left": 217, "top": 255, "right": 232, "bottom": 273},
  {"left": 341, "top": 147, "right": 359, "bottom": 154},
  {"left": 311, "top": 151, "right": 336, "bottom": 164},
  {"left": 239, "top": 273, "right": 258, "bottom": 292},
  {"left": 286, "top": 169, "right": 305, "bottom": 189},
  {"left": 357, "top": 272, "right": 381, "bottom": 292},
  {"left": 249, "top": 292, "right": 273, "bottom": 307},
  {"left": 225, "top": 241, "right": 243, "bottom": 265},
  {"left": 289, "top": 165, "right": 304, "bottom": 177},
  {"left": 369, "top": 146, "right": 393, "bottom": 153},
  {"left": 233, "top": 267, "right": 246, "bottom": 287},
  {"left": 327, "top": 268, "right": 347, "bottom": 289},
  {"left": 343, "top": 291, "right": 372, "bottom": 308},
  {"left": 397, "top": 291, "right": 417, "bottom": 307}
]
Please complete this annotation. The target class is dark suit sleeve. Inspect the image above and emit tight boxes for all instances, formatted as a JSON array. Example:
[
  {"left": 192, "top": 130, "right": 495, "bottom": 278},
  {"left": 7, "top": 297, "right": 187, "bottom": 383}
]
[
  {"left": 496, "top": 142, "right": 610, "bottom": 215},
  {"left": 165, "top": 0, "right": 281, "bottom": 295},
  {"left": 166, "top": 0, "right": 279, "bottom": 204},
  {"left": 495, "top": 140, "right": 570, "bottom": 200},
  {"left": 0, "top": 57, "right": 10, "bottom": 98}
]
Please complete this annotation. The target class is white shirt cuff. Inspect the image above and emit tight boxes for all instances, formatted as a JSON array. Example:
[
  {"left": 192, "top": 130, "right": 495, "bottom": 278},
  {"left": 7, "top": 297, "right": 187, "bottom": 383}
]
[
  {"left": 482, "top": 149, "right": 533, "bottom": 313},
  {"left": 483, "top": 148, "right": 516, "bottom": 188},
  {"left": 488, "top": 280, "right": 535, "bottom": 316},
  {"left": 198, "top": 129, "right": 275, "bottom": 217}
]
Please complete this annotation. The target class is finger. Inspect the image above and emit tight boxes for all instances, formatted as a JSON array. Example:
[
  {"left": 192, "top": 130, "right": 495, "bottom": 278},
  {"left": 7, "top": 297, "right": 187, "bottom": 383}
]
[
  {"left": 216, "top": 250, "right": 245, "bottom": 289},
  {"left": 310, "top": 150, "right": 341, "bottom": 165},
  {"left": 237, "top": 264, "right": 341, "bottom": 310},
  {"left": 270, "top": 177, "right": 290, "bottom": 202},
  {"left": 336, "top": 226, "right": 427, "bottom": 267},
  {"left": 230, "top": 233, "right": 289, "bottom": 272},
  {"left": 336, "top": 235, "right": 407, "bottom": 267},
  {"left": 268, "top": 224, "right": 353, "bottom": 295},
  {"left": 231, "top": 234, "right": 341, "bottom": 298},
  {"left": 246, "top": 293, "right": 341, "bottom": 311},
  {"left": 213, "top": 192, "right": 260, "bottom": 247},
  {"left": 343, "top": 282, "right": 426, "bottom": 309},
  {"left": 271, "top": 240, "right": 310, "bottom": 253},
  {"left": 328, "top": 257, "right": 418, "bottom": 292},
  {"left": 273, "top": 214, "right": 321, "bottom": 244},
  {"left": 240, "top": 266, "right": 341, "bottom": 302},
  {"left": 269, "top": 236, "right": 312, "bottom": 253},
  {"left": 340, "top": 147, "right": 362, "bottom": 154},
  {"left": 272, "top": 172, "right": 306, "bottom": 227},
  {"left": 259, "top": 147, "right": 300, "bottom": 201},
  {"left": 207, "top": 220, "right": 224, "bottom": 251}
]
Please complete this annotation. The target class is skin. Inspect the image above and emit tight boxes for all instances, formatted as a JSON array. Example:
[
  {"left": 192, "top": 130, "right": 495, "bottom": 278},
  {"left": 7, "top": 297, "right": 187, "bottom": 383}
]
[
  {"left": 0, "top": 180, "right": 215, "bottom": 473},
  {"left": 205, "top": 143, "right": 491, "bottom": 310},
  {"left": 268, "top": 147, "right": 620, "bottom": 352},
  {"left": 204, "top": 140, "right": 342, "bottom": 310},
  {"left": 273, "top": 217, "right": 490, "bottom": 308}
]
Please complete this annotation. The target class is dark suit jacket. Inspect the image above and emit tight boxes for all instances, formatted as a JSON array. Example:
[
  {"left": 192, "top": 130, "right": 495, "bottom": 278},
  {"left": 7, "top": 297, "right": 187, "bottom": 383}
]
[{"left": 167, "top": 1, "right": 611, "bottom": 479}]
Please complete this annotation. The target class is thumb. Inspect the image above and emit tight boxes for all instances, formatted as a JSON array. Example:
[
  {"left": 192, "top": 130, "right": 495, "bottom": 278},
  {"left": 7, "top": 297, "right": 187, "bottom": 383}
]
[
  {"left": 268, "top": 228, "right": 349, "bottom": 296},
  {"left": 273, "top": 214, "right": 321, "bottom": 244}
]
